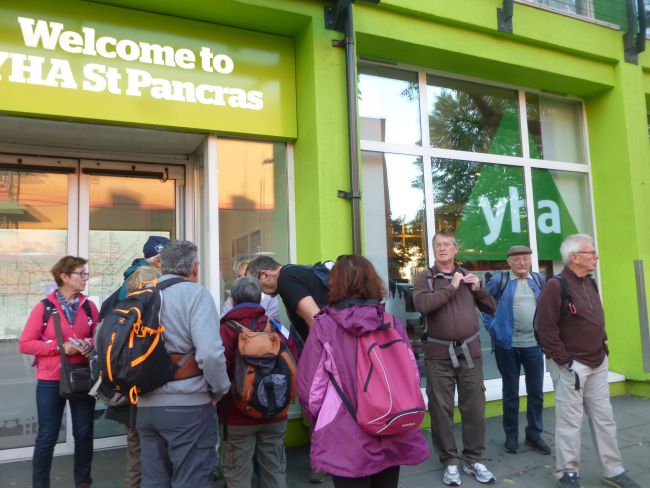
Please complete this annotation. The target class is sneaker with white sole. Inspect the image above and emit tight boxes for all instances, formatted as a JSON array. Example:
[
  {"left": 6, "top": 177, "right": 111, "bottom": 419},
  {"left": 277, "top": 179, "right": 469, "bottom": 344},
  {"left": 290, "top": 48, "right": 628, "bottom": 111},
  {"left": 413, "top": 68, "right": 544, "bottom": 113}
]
[
  {"left": 463, "top": 462, "right": 496, "bottom": 484},
  {"left": 443, "top": 465, "right": 462, "bottom": 486}
]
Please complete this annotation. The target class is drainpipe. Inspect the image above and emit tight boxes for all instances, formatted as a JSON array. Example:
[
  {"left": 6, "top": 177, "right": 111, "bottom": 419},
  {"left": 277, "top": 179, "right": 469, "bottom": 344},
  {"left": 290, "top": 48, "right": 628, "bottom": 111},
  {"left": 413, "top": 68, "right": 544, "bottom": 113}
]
[
  {"left": 327, "top": 1, "right": 366, "bottom": 255},
  {"left": 343, "top": 3, "right": 362, "bottom": 255}
]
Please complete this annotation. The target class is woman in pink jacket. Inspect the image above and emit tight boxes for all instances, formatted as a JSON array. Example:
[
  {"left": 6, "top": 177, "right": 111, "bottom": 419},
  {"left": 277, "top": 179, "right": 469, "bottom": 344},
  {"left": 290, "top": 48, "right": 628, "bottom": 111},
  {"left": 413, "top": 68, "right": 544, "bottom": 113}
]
[
  {"left": 297, "top": 255, "right": 429, "bottom": 488},
  {"left": 19, "top": 255, "right": 98, "bottom": 488}
]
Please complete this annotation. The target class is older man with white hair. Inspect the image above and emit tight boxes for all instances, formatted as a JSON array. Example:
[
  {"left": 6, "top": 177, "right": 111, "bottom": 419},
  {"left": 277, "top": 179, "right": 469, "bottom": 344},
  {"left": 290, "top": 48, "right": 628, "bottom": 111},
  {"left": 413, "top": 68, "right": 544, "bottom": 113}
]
[{"left": 536, "top": 234, "right": 639, "bottom": 488}]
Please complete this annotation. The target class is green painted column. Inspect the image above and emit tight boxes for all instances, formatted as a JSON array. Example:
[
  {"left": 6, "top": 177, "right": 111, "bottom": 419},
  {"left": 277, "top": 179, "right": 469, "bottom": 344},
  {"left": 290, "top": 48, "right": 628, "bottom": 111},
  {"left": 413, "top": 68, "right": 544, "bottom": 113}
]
[{"left": 586, "top": 60, "right": 650, "bottom": 381}]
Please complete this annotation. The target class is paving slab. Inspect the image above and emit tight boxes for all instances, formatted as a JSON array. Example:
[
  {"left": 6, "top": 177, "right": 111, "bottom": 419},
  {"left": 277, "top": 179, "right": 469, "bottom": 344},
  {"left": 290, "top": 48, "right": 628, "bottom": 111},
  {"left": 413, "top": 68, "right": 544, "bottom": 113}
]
[{"left": 3, "top": 395, "right": 649, "bottom": 487}]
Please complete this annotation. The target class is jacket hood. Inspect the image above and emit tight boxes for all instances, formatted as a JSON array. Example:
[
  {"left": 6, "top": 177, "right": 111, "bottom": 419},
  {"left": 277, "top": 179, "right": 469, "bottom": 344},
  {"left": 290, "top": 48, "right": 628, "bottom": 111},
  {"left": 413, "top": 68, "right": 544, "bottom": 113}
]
[{"left": 319, "top": 300, "right": 387, "bottom": 337}]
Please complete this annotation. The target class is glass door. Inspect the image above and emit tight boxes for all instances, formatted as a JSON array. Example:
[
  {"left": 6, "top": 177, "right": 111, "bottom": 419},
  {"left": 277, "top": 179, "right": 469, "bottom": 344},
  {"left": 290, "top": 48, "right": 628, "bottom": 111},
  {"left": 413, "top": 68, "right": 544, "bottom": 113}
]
[
  {"left": 0, "top": 155, "right": 78, "bottom": 460},
  {"left": 78, "top": 160, "right": 184, "bottom": 445},
  {"left": 0, "top": 156, "right": 184, "bottom": 460}
]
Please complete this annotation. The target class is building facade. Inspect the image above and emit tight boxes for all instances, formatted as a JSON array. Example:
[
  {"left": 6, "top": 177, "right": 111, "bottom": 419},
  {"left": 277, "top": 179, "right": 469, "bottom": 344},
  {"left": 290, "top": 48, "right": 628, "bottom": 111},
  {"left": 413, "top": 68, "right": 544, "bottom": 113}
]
[{"left": 1, "top": 0, "right": 649, "bottom": 461}]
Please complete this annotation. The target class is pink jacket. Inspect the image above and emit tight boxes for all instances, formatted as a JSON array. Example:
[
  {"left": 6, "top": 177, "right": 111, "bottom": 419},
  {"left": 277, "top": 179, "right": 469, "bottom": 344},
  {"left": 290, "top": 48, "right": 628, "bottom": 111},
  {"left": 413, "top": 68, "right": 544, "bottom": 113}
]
[
  {"left": 297, "top": 301, "right": 429, "bottom": 478},
  {"left": 19, "top": 290, "right": 98, "bottom": 381}
]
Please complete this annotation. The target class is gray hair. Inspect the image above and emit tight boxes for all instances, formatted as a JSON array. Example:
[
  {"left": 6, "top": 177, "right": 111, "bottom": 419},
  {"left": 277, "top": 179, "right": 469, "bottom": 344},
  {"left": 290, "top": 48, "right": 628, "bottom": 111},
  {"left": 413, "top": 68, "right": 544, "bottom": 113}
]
[
  {"left": 160, "top": 240, "right": 198, "bottom": 276},
  {"left": 230, "top": 276, "right": 262, "bottom": 305},
  {"left": 247, "top": 255, "right": 282, "bottom": 277},
  {"left": 432, "top": 230, "right": 458, "bottom": 246},
  {"left": 145, "top": 255, "right": 159, "bottom": 265},
  {"left": 560, "top": 234, "right": 594, "bottom": 263}
]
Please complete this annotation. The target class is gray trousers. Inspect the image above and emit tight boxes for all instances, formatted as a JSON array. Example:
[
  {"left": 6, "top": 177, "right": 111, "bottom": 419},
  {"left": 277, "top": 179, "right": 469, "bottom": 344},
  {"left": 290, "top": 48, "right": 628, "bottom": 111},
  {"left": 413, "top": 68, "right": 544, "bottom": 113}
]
[
  {"left": 220, "top": 421, "right": 287, "bottom": 488},
  {"left": 137, "top": 403, "right": 218, "bottom": 488},
  {"left": 425, "top": 356, "right": 486, "bottom": 467},
  {"left": 548, "top": 357, "right": 625, "bottom": 479}
]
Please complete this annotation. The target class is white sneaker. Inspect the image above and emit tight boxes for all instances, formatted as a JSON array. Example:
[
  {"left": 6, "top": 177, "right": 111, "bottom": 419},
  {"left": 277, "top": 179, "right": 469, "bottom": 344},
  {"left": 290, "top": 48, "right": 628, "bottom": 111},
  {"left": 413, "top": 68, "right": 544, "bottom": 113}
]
[
  {"left": 463, "top": 462, "right": 496, "bottom": 484},
  {"left": 443, "top": 465, "right": 462, "bottom": 486}
]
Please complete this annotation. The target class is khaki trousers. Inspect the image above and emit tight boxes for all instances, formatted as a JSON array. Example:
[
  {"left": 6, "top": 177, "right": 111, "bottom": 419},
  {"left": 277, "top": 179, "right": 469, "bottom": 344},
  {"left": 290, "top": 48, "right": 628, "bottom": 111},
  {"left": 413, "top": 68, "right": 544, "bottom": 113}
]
[
  {"left": 220, "top": 421, "right": 287, "bottom": 488},
  {"left": 548, "top": 356, "right": 625, "bottom": 479},
  {"left": 425, "top": 357, "right": 486, "bottom": 467},
  {"left": 125, "top": 425, "right": 141, "bottom": 488}
]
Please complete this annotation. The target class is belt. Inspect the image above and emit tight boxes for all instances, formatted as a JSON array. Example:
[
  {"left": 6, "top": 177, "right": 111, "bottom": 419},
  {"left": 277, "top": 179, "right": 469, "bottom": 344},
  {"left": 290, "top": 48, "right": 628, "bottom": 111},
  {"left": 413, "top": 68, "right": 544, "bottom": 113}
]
[{"left": 426, "top": 331, "right": 480, "bottom": 369}]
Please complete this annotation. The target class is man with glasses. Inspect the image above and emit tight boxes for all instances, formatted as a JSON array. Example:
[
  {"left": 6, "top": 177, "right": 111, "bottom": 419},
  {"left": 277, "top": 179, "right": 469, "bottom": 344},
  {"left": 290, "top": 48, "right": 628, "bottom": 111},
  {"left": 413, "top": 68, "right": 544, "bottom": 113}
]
[
  {"left": 536, "top": 234, "right": 639, "bottom": 488},
  {"left": 413, "top": 230, "right": 496, "bottom": 486},
  {"left": 483, "top": 245, "right": 549, "bottom": 455}
]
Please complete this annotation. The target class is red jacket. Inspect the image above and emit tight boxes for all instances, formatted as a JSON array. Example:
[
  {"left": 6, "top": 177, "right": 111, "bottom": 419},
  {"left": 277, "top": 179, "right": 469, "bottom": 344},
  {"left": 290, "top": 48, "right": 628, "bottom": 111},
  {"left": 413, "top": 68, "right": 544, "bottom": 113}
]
[
  {"left": 218, "top": 303, "right": 297, "bottom": 426},
  {"left": 19, "top": 290, "right": 98, "bottom": 381}
]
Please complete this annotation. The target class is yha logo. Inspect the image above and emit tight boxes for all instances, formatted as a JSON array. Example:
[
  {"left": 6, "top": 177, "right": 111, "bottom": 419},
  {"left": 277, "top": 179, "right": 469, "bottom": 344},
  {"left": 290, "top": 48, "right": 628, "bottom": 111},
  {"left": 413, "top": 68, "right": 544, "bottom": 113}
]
[{"left": 479, "top": 186, "right": 561, "bottom": 245}]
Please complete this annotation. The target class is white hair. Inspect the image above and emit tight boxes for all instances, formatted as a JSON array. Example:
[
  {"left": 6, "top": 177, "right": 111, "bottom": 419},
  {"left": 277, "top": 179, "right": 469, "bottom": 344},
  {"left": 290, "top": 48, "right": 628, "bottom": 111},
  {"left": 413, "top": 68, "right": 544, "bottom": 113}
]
[
  {"left": 145, "top": 255, "right": 159, "bottom": 265},
  {"left": 560, "top": 234, "right": 594, "bottom": 263}
]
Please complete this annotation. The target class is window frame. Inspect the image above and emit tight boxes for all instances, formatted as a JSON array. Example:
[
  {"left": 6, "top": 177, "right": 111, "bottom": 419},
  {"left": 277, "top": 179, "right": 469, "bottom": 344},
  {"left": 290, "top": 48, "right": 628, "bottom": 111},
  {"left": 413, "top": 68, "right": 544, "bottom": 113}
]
[{"left": 358, "top": 60, "right": 600, "bottom": 399}]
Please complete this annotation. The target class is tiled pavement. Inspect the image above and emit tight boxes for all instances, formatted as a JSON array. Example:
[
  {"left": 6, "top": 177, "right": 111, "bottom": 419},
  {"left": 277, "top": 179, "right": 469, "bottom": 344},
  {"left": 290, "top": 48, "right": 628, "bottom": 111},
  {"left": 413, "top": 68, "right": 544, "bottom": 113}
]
[{"left": 4, "top": 395, "right": 650, "bottom": 487}]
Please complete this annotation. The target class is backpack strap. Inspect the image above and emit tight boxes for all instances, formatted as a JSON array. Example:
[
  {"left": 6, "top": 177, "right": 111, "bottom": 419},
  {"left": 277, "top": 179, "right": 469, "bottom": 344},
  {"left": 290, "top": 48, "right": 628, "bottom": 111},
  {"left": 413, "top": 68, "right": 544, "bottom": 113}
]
[
  {"left": 41, "top": 298, "right": 56, "bottom": 335},
  {"left": 551, "top": 275, "right": 576, "bottom": 316},
  {"left": 531, "top": 272, "right": 543, "bottom": 290},
  {"left": 155, "top": 277, "right": 187, "bottom": 291},
  {"left": 328, "top": 372, "right": 356, "bottom": 420},
  {"left": 494, "top": 272, "right": 510, "bottom": 302},
  {"left": 81, "top": 299, "right": 93, "bottom": 328}
]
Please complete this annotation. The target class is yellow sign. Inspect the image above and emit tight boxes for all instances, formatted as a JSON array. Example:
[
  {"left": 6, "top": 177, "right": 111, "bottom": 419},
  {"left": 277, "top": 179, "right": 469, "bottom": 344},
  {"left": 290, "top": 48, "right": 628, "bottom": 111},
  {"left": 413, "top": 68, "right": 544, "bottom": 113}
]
[{"left": 0, "top": 0, "right": 296, "bottom": 138}]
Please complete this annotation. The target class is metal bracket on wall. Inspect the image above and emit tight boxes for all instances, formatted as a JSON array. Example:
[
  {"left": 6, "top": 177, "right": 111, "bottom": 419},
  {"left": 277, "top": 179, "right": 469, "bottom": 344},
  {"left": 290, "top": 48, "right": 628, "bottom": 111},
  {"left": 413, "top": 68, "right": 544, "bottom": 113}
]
[
  {"left": 624, "top": 0, "right": 647, "bottom": 64},
  {"left": 497, "top": 0, "right": 514, "bottom": 33},
  {"left": 634, "top": 260, "right": 650, "bottom": 372},
  {"left": 337, "top": 190, "right": 361, "bottom": 200},
  {"left": 324, "top": 0, "right": 380, "bottom": 32}
]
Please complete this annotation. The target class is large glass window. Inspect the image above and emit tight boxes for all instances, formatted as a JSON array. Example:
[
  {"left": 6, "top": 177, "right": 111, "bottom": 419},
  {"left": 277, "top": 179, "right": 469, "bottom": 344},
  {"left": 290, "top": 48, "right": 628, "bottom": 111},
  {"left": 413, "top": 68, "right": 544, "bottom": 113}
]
[
  {"left": 359, "top": 65, "right": 421, "bottom": 146},
  {"left": 0, "top": 169, "right": 68, "bottom": 449},
  {"left": 526, "top": 94, "right": 586, "bottom": 163},
  {"left": 533, "top": 169, "right": 593, "bottom": 276},
  {"left": 362, "top": 151, "right": 427, "bottom": 380},
  {"left": 427, "top": 75, "right": 521, "bottom": 156},
  {"left": 217, "top": 139, "right": 290, "bottom": 310},
  {"left": 359, "top": 63, "right": 594, "bottom": 386}
]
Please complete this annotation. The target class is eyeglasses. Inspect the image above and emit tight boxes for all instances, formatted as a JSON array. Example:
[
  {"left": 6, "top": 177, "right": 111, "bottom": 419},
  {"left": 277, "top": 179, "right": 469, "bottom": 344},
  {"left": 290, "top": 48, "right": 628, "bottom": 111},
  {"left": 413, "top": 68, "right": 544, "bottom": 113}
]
[
  {"left": 575, "top": 250, "right": 598, "bottom": 256},
  {"left": 509, "top": 256, "right": 531, "bottom": 264},
  {"left": 70, "top": 271, "right": 89, "bottom": 279},
  {"left": 433, "top": 242, "right": 457, "bottom": 249}
]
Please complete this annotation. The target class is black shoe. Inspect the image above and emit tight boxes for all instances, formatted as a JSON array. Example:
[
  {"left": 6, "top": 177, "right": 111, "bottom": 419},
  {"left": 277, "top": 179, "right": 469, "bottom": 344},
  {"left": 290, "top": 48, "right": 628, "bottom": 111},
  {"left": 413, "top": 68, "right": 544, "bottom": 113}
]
[
  {"left": 526, "top": 436, "right": 551, "bottom": 455},
  {"left": 309, "top": 469, "right": 326, "bottom": 484},
  {"left": 504, "top": 435, "right": 518, "bottom": 453},
  {"left": 558, "top": 472, "right": 581, "bottom": 487},
  {"left": 601, "top": 471, "right": 642, "bottom": 487}
]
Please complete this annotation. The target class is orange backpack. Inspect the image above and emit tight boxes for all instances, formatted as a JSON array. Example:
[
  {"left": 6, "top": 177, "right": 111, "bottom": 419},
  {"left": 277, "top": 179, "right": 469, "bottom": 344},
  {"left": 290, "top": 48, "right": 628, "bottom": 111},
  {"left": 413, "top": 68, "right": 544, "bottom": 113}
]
[{"left": 226, "top": 318, "right": 297, "bottom": 419}]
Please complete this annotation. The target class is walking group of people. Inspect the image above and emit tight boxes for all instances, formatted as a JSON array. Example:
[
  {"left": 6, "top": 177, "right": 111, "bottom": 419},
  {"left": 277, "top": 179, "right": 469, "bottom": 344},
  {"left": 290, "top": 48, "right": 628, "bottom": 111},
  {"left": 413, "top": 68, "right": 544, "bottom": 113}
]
[{"left": 19, "top": 231, "right": 639, "bottom": 488}]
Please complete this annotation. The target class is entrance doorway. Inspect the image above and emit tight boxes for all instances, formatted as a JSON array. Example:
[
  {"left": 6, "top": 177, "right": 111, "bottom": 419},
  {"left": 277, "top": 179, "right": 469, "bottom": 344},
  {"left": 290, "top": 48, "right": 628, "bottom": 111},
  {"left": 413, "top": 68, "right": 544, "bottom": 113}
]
[{"left": 0, "top": 154, "right": 184, "bottom": 460}]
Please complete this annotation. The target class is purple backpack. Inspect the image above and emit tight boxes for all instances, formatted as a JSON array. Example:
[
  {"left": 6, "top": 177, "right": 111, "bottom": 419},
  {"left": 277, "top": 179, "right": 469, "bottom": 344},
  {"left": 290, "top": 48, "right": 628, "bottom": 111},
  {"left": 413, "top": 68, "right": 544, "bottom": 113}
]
[{"left": 329, "top": 314, "right": 426, "bottom": 436}]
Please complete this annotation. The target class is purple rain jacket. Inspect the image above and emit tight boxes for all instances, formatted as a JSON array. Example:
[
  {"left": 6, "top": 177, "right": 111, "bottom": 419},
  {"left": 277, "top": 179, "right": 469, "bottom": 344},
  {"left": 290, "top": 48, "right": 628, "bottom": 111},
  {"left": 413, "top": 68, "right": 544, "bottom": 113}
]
[{"left": 297, "top": 300, "right": 429, "bottom": 478}]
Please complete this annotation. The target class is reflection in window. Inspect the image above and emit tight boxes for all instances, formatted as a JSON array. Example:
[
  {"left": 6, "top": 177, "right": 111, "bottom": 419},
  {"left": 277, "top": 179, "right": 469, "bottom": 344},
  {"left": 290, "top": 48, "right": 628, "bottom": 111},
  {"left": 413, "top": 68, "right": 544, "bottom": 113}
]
[
  {"left": 432, "top": 160, "right": 527, "bottom": 379},
  {"left": 526, "top": 94, "right": 585, "bottom": 163},
  {"left": 531, "top": 0, "right": 594, "bottom": 18},
  {"left": 362, "top": 152, "right": 426, "bottom": 380},
  {"left": 532, "top": 169, "right": 593, "bottom": 277},
  {"left": 0, "top": 170, "right": 68, "bottom": 449},
  {"left": 427, "top": 75, "right": 521, "bottom": 156},
  {"left": 217, "top": 140, "right": 289, "bottom": 310},
  {"left": 359, "top": 64, "right": 421, "bottom": 146},
  {"left": 87, "top": 174, "right": 176, "bottom": 308}
]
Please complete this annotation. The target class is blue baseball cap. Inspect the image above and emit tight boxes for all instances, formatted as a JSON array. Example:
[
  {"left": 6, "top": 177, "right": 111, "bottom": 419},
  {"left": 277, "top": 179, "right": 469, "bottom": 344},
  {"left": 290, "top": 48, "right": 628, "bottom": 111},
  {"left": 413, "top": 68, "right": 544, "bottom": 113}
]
[{"left": 143, "top": 236, "right": 170, "bottom": 259}]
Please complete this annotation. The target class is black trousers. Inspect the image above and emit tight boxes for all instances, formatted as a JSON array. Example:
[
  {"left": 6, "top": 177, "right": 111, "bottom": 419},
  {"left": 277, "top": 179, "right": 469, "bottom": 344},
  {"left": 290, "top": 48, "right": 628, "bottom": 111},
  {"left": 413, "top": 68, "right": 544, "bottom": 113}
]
[{"left": 332, "top": 466, "right": 400, "bottom": 488}]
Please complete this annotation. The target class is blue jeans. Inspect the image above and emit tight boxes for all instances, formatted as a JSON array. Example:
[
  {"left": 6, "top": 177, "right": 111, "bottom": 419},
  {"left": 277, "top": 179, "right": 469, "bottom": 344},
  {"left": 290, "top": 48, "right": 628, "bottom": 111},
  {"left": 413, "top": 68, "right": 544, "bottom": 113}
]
[
  {"left": 33, "top": 380, "right": 95, "bottom": 488},
  {"left": 494, "top": 346, "right": 544, "bottom": 440}
]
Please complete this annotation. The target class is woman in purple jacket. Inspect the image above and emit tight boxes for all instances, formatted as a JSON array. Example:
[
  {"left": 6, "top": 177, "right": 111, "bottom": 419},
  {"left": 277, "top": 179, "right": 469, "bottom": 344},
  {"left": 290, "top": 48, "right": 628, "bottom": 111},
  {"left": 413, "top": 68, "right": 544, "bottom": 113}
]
[{"left": 297, "top": 254, "right": 429, "bottom": 488}]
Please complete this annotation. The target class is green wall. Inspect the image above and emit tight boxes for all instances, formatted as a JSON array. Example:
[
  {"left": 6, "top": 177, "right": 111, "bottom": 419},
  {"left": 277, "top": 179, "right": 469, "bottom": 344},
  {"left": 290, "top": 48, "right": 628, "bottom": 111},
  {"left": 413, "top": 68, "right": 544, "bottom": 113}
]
[{"left": 25, "top": 0, "right": 650, "bottom": 380}]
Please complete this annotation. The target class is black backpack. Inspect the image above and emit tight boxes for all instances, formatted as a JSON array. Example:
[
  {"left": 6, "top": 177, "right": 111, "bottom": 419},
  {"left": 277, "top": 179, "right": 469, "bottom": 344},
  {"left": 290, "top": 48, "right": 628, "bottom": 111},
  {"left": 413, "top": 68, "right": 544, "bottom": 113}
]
[
  {"left": 94, "top": 277, "right": 194, "bottom": 404},
  {"left": 493, "top": 271, "right": 543, "bottom": 302},
  {"left": 533, "top": 274, "right": 599, "bottom": 345},
  {"left": 288, "top": 261, "right": 333, "bottom": 288}
]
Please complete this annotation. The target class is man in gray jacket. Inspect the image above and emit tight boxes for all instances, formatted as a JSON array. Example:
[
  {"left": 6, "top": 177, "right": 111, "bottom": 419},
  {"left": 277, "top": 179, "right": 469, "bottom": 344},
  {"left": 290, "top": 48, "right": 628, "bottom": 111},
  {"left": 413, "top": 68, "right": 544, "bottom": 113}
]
[{"left": 136, "top": 240, "right": 230, "bottom": 487}]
